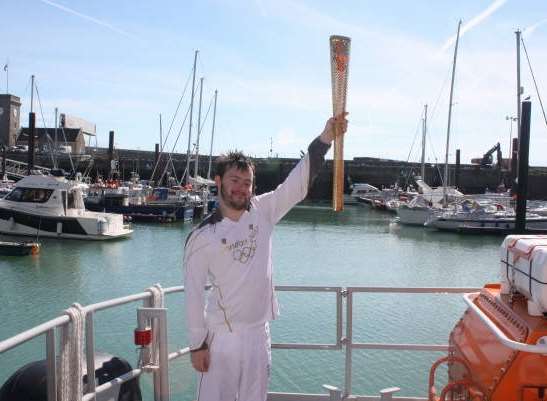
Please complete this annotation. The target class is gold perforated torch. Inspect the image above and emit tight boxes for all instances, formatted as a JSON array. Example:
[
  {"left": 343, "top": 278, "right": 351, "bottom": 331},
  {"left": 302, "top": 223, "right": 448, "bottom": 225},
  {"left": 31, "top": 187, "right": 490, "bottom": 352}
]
[{"left": 330, "top": 35, "right": 351, "bottom": 212}]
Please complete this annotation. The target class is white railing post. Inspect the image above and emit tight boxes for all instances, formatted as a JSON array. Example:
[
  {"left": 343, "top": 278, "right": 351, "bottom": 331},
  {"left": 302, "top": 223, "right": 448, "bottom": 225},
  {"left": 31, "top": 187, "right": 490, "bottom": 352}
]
[
  {"left": 84, "top": 312, "right": 96, "bottom": 399},
  {"left": 137, "top": 307, "right": 170, "bottom": 401},
  {"left": 344, "top": 288, "right": 353, "bottom": 397},
  {"left": 46, "top": 328, "right": 57, "bottom": 401}
]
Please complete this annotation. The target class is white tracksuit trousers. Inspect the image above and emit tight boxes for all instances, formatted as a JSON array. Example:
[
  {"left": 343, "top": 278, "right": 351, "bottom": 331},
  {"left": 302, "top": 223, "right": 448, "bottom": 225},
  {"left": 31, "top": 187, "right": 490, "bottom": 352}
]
[{"left": 196, "top": 323, "right": 271, "bottom": 401}]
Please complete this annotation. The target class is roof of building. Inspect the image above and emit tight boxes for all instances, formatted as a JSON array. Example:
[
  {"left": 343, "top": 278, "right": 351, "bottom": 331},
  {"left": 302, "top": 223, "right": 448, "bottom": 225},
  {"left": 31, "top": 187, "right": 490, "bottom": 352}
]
[{"left": 19, "top": 128, "right": 83, "bottom": 142}]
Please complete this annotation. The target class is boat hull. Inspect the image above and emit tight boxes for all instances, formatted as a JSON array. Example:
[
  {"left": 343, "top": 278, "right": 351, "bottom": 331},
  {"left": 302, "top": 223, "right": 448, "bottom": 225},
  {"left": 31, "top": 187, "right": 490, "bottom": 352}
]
[
  {"left": 396, "top": 206, "right": 435, "bottom": 226},
  {"left": 427, "top": 216, "right": 547, "bottom": 234},
  {"left": 0, "top": 207, "right": 132, "bottom": 240},
  {"left": 85, "top": 202, "right": 194, "bottom": 222}
]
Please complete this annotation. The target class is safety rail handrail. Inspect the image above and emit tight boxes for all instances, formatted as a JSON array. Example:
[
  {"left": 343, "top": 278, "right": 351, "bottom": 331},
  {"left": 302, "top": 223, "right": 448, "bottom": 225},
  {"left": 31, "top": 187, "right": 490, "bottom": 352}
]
[
  {"left": 463, "top": 292, "right": 547, "bottom": 354},
  {"left": 0, "top": 285, "right": 482, "bottom": 401}
]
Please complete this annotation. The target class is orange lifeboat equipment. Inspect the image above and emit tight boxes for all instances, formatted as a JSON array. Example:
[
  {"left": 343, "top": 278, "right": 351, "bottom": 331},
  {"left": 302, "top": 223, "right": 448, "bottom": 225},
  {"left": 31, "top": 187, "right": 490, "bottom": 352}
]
[{"left": 437, "top": 284, "right": 547, "bottom": 401}]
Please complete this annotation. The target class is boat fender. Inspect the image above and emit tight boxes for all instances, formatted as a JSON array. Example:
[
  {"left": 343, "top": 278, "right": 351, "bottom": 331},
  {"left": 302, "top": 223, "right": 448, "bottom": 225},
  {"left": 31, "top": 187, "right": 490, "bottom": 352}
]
[
  {"left": 0, "top": 353, "right": 142, "bottom": 401},
  {"left": 30, "top": 244, "right": 40, "bottom": 255}
]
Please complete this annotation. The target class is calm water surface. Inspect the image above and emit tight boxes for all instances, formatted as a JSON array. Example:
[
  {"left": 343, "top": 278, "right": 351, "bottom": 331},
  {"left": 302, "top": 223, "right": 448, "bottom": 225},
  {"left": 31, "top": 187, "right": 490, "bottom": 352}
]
[{"left": 0, "top": 205, "right": 502, "bottom": 398}]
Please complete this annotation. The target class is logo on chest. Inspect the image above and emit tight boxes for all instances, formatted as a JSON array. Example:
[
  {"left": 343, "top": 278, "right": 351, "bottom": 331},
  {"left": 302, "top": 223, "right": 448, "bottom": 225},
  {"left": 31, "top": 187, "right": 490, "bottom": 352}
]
[{"left": 222, "top": 224, "right": 258, "bottom": 264}]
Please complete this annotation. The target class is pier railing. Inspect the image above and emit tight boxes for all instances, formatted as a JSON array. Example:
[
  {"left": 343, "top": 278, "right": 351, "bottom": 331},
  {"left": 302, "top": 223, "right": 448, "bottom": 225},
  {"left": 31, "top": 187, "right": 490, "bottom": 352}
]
[
  {"left": 2, "top": 157, "right": 51, "bottom": 178},
  {"left": 0, "top": 285, "right": 482, "bottom": 401}
]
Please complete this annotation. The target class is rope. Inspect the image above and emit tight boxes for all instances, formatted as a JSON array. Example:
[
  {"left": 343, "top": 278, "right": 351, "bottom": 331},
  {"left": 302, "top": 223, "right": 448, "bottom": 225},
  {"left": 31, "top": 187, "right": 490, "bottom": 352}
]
[
  {"left": 157, "top": 103, "right": 193, "bottom": 186},
  {"left": 58, "top": 303, "right": 85, "bottom": 401},
  {"left": 33, "top": 82, "right": 56, "bottom": 167},
  {"left": 150, "top": 65, "right": 194, "bottom": 181},
  {"left": 521, "top": 37, "right": 547, "bottom": 132}
]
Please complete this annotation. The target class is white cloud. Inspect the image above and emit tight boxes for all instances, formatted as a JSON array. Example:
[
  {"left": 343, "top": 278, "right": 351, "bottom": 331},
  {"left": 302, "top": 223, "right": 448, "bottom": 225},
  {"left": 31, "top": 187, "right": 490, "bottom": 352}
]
[
  {"left": 440, "top": 0, "right": 508, "bottom": 52},
  {"left": 38, "top": 0, "right": 138, "bottom": 41},
  {"left": 523, "top": 18, "right": 547, "bottom": 38}
]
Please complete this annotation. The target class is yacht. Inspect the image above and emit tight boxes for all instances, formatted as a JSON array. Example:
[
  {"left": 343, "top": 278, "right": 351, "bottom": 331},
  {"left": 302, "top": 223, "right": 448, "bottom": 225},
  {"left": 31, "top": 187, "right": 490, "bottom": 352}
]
[
  {"left": 0, "top": 174, "right": 132, "bottom": 240},
  {"left": 425, "top": 207, "right": 547, "bottom": 234}
]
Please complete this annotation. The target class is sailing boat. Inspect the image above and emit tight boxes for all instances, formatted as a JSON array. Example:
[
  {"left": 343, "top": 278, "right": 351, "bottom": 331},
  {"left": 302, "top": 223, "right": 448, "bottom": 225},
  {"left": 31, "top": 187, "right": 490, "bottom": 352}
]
[{"left": 397, "top": 20, "right": 464, "bottom": 226}]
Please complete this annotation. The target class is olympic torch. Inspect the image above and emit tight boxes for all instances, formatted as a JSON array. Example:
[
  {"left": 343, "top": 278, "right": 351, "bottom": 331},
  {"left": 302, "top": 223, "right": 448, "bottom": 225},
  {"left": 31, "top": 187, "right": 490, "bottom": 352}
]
[{"left": 330, "top": 35, "right": 351, "bottom": 212}]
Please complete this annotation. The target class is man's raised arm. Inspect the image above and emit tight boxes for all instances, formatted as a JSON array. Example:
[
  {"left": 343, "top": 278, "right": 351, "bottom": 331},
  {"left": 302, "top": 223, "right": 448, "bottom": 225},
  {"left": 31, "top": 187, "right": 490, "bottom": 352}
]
[{"left": 255, "top": 114, "right": 348, "bottom": 224}]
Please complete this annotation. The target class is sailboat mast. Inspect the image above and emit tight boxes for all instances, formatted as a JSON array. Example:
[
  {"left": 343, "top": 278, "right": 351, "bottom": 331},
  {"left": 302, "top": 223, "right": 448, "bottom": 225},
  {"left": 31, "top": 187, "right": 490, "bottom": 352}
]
[
  {"left": 194, "top": 77, "right": 204, "bottom": 179},
  {"left": 207, "top": 89, "right": 218, "bottom": 180},
  {"left": 30, "top": 75, "right": 35, "bottom": 113},
  {"left": 185, "top": 50, "right": 199, "bottom": 184},
  {"left": 54, "top": 107, "right": 58, "bottom": 169},
  {"left": 159, "top": 113, "right": 163, "bottom": 152},
  {"left": 443, "top": 20, "right": 462, "bottom": 203},
  {"left": 421, "top": 104, "right": 427, "bottom": 181},
  {"left": 515, "top": 29, "right": 522, "bottom": 147}
]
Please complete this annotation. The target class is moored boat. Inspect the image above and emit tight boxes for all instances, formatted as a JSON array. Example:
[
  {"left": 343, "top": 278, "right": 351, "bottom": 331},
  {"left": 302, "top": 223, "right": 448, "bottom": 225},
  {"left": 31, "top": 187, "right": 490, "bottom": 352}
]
[{"left": 0, "top": 174, "right": 132, "bottom": 240}]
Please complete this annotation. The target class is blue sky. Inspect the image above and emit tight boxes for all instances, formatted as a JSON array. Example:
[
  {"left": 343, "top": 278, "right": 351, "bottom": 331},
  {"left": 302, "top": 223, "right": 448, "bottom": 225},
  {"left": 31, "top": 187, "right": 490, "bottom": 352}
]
[{"left": 2, "top": 0, "right": 547, "bottom": 165}]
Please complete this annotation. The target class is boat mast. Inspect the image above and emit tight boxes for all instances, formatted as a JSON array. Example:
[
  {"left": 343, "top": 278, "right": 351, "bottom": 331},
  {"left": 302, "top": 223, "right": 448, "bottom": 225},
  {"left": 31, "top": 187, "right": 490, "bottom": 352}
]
[
  {"left": 515, "top": 29, "right": 522, "bottom": 172},
  {"left": 30, "top": 75, "right": 35, "bottom": 113},
  {"left": 159, "top": 113, "right": 163, "bottom": 152},
  {"left": 194, "top": 77, "right": 204, "bottom": 179},
  {"left": 185, "top": 50, "right": 198, "bottom": 184},
  {"left": 207, "top": 89, "right": 218, "bottom": 180},
  {"left": 443, "top": 20, "right": 462, "bottom": 204},
  {"left": 54, "top": 107, "right": 58, "bottom": 168},
  {"left": 420, "top": 104, "right": 427, "bottom": 182}
]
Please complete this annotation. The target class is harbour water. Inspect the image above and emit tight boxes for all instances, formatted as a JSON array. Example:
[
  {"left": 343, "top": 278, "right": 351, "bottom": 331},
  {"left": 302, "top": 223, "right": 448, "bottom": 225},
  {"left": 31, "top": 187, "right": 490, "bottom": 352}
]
[{"left": 0, "top": 205, "right": 501, "bottom": 399}]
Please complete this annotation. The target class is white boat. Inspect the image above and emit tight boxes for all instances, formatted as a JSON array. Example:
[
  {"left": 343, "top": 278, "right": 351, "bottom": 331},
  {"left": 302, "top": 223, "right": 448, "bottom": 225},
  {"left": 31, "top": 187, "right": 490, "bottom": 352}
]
[
  {"left": 396, "top": 195, "right": 440, "bottom": 226},
  {"left": 0, "top": 174, "right": 132, "bottom": 240},
  {"left": 345, "top": 183, "right": 381, "bottom": 205},
  {"left": 425, "top": 208, "right": 547, "bottom": 233}
]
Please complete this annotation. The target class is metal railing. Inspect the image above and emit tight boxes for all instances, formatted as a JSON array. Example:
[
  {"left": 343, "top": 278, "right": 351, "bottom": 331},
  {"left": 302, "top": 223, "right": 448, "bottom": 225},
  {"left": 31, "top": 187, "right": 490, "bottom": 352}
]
[
  {"left": 0, "top": 285, "right": 485, "bottom": 401},
  {"left": 2, "top": 157, "right": 51, "bottom": 178}
]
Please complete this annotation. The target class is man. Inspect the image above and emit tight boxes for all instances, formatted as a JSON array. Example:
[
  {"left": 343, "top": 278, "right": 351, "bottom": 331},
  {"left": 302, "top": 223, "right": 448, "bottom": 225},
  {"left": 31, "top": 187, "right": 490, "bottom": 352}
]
[{"left": 184, "top": 113, "right": 348, "bottom": 401}]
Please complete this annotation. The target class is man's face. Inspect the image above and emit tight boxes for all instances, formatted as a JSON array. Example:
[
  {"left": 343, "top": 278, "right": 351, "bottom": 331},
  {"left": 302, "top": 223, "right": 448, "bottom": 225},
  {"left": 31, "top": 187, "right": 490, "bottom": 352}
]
[{"left": 217, "top": 166, "right": 253, "bottom": 211}]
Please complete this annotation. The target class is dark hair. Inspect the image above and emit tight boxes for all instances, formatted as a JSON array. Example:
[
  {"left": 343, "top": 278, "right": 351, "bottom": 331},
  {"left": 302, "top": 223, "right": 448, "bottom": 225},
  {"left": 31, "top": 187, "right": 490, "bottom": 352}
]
[{"left": 215, "top": 150, "right": 255, "bottom": 179}]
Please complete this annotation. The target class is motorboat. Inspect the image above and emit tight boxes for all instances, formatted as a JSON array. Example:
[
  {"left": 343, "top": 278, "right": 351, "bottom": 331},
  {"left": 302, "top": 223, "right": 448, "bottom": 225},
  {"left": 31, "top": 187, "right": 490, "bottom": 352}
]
[
  {"left": 85, "top": 186, "right": 195, "bottom": 222},
  {"left": 0, "top": 174, "right": 132, "bottom": 240},
  {"left": 346, "top": 183, "right": 381, "bottom": 205}
]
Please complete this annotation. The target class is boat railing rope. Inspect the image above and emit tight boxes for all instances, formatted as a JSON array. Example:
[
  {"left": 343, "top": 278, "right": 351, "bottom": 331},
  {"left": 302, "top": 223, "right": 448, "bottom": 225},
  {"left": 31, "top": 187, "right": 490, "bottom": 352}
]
[{"left": 59, "top": 303, "right": 85, "bottom": 401}]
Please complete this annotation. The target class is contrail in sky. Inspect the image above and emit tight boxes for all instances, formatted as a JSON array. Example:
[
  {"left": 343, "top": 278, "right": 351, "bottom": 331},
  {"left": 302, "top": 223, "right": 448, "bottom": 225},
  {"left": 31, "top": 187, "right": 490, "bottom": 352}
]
[
  {"left": 523, "top": 18, "right": 547, "bottom": 38},
  {"left": 39, "top": 0, "right": 136, "bottom": 40},
  {"left": 440, "top": 0, "right": 507, "bottom": 52}
]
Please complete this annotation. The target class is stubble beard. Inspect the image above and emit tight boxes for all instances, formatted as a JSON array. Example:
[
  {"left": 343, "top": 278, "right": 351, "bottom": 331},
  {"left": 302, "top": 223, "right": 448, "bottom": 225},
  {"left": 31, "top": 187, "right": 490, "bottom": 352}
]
[{"left": 220, "top": 185, "right": 250, "bottom": 211}]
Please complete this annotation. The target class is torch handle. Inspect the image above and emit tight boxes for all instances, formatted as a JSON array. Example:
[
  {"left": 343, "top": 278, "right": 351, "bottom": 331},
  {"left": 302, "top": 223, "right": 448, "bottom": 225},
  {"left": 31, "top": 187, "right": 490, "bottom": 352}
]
[
  {"left": 329, "top": 35, "right": 351, "bottom": 212},
  {"left": 333, "top": 125, "right": 344, "bottom": 211}
]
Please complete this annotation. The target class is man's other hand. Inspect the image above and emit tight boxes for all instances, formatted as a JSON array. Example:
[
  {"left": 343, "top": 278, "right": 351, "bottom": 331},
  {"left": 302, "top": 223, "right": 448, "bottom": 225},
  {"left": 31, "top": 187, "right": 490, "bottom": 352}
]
[
  {"left": 320, "top": 112, "right": 349, "bottom": 144},
  {"left": 191, "top": 349, "right": 210, "bottom": 372}
]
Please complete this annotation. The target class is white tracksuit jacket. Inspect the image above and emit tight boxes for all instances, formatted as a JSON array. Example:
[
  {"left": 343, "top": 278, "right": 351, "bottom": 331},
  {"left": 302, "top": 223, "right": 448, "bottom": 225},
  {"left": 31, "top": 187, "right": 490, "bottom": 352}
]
[{"left": 184, "top": 137, "right": 330, "bottom": 350}]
